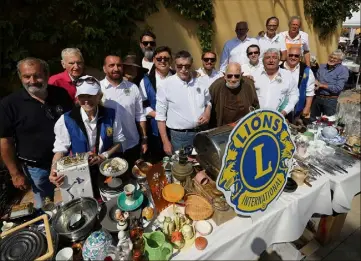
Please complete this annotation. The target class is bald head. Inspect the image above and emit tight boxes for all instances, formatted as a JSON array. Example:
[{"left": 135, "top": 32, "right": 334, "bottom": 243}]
[
  {"left": 226, "top": 62, "right": 241, "bottom": 74},
  {"left": 224, "top": 62, "right": 242, "bottom": 89}
]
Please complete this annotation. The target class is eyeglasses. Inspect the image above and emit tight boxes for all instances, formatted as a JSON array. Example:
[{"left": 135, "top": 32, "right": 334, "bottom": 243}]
[
  {"left": 226, "top": 74, "right": 241, "bottom": 79},
  {"left": 142, "top": 41, "right": 156, "bottom": 47},
  {"left": 155, "top": 57, "right": 170, "bottom": 62},
  {"left": 247, "top": 51, "right": 260, "bottom": 56},
  {"left": 176, "top": 64, "right": 191, "bottom": 70},
  {"left": 202, "top": 58, "right": 216, "bottom": 63},
  {"left": 288, "top": 54, "right": 300, "bottom": 58},
  {"left": 75, "top": 77, "right": 98, "bottom": 87}
]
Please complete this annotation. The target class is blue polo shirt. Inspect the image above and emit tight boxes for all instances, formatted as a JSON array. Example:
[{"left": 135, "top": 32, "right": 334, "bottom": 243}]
[{"left": 316, "top": 64, "right": 349, "bottom": 96}]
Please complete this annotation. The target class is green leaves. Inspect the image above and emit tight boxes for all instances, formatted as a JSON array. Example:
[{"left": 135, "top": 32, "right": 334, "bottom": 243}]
[{"left": 304, "top": 0, "right": 361, "bottom": 39}]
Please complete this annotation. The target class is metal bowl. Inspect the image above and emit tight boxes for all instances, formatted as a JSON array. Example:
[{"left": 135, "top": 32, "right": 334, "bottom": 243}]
[{"left": 52, "top": 197, "right": 99, "bottom": 242}]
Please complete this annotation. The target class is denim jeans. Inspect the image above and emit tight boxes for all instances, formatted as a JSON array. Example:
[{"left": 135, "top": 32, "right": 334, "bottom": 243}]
[
  {"left": 23, "top": 165, "right": 55, "bottom": 209},
  {"left": 311, "top": 96, "right": 338, "bottom": 121},
  {"left": 170, "top": 130, "right": 197, "bottom": 152}
]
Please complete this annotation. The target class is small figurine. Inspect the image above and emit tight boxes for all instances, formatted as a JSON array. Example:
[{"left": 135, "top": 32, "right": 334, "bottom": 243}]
[
  {"left": 181, "top": 224, "right": 194, "bottom": 240},
  {"left": 115, "top": 209, "right": 133, "bottom": 257},
  {"left": 171, "top": 231, "right": 185, "bottom": 249},
  {"left": 162, "top": 216, "right": 175, "bottom": 237},
  {"left": 115, "top": 209, "right": 129, "bottom": 231}
]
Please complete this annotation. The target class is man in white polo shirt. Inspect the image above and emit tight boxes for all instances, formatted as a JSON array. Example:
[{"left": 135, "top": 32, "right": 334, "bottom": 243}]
[
  {"left": 101, "top": 55, "right": 147, "bottom": 167},
  {"left": 258, "top": 16, "right": 287, "bottom": 61},
  {"left": 196, "top": 51, "right": 223, "bottom": 89},
  {"left": 281, "top": 16, "right": 311, "bottom": 66},
  {"left": 156, "top": 50, "right": 212, "bottom": 155},
  {"left": 252, "top": 48, "right": 299, "bottom": 116},
  {"left": 220, "top": 21, "right": 258, "bottom": 73}
]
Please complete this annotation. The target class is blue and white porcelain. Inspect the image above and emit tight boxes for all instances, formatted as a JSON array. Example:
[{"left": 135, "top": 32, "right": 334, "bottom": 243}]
[{"left": 82, "top": 230, "right": 113, "bottom": 261}]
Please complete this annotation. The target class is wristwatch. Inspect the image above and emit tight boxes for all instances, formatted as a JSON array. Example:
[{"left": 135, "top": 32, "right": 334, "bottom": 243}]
[{"left": 101, "top": 152, "right": 109, "bottom": 159}]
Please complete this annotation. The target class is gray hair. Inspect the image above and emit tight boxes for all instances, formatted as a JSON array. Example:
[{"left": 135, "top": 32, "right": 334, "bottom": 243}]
[
  {"left": 289, "top": 16, "right": 302, "bottom": 27},
  {"left": 61, "top": 48, "right": 83, "bottom": 61},
  {"left": 330, "top": 49, "right": 345, "bottom": 61},
  {"left": 17, "top": 57, "right": 50, "bottom": 78},
  {"left": 263, "top": 48, "right": 280, "bottom": 60}
]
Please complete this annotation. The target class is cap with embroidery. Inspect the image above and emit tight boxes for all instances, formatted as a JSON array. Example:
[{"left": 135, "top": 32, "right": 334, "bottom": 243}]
[{"left": 75, "top": 75, "right": 101, "bottom": 97}]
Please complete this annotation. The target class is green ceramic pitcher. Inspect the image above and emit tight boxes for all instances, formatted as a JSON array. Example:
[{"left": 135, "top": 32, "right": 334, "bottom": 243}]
[{"left": 143, "top": 231, "right": 173, "bottom": 261}]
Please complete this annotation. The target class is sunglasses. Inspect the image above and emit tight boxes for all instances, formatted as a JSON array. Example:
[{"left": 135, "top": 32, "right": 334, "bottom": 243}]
[
  {"left": 288, "top": 54, "right": 300, "bottom": 58},
  {"left": 226, "top": 74, "right": 241, "bottom": 79},
  {"left": 176, "top": 64, "right": 191, "bottom": 70},
  {"left": 75, "top": 77, "right": 98, "bottom": 87},
  {"left": 247, "top": 51, "right": 260, "bottom": 56},
  {"left": 142, "top": 41, "right": 156, "bottom": 47},
  {"left": 203, "top": 58, "right": 216, "bottom": 63},
  {"left": 155, "top": 57, "right": 170, "bottom": 62}
]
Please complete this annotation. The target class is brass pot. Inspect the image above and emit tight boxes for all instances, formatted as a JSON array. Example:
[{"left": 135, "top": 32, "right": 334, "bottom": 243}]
[{"left": 171, "top": 161, "right": 193, "bottom": 182}]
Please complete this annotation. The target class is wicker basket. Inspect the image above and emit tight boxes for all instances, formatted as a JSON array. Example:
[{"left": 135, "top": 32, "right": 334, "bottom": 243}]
[{"left": 185, "top": 194, "right": 214, "bottom": 221}]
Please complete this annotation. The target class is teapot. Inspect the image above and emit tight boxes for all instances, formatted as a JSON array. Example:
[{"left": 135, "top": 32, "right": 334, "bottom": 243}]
[{"left": 143, "top": 231, "right": 173, "bottom": 261}]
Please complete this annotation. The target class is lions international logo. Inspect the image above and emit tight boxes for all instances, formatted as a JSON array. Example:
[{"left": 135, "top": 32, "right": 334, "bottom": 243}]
[
  {"left": 216, "top": 109, "right": 295, "bottom": 216},
  {"left": 106, "top": 127, "right": 113, "bottom": 137}
]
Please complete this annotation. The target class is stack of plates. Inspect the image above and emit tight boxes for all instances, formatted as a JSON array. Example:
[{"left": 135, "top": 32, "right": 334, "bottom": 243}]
[{"left": 98, "top": 176, "right": 124, "bottom": 202}]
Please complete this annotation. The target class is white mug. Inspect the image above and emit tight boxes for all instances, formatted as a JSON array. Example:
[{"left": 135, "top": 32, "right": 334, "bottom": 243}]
[
  {"left": 124, "top": 184, "right": 135, "bottom": 203},
  {"left": 56, "top": 247, "right": 73, "bottom": 261}
]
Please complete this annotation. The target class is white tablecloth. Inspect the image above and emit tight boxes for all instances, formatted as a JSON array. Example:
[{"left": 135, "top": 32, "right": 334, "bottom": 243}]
[
  {"left": 323, "top": 161, "right": 361, "bottom": 213},
  {"left": 173, "top": 178, "right": 332, "bottom": 260}
]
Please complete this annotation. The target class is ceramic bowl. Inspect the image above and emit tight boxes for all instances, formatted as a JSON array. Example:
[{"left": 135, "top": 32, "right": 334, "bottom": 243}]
[
  {"left": 322, "top": 126, "right": 338, "bottom": 139},
  {"left": 195, "top": 220, "right": 213, "bottom": 236},
  {"left": 82, "top": 230, "right": 113, "bottom": 261},
  {"left": 99, "top": 158, "right": 128, "bottom": 177}
]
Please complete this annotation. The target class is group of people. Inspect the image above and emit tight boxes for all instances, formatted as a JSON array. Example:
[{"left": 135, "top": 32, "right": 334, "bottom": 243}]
[{"left": 0, "top": 15, "right": 350, "bottom": 208}]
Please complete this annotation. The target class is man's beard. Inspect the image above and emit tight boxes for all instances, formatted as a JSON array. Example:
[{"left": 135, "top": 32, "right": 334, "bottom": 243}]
[
  {"left": 142, "top": 48, "right": 154, "bottom": 60},
  {"left": 23, "top": 82, "right": 47, "bottom": 96},
  {"left": 226, "top": 81, "right": 240, "bottom": 89}
]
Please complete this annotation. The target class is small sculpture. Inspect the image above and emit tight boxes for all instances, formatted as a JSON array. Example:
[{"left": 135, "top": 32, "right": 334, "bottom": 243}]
[
  {"left": 162, "top": 216, "right": 175, "bottom": 237},
  {"left": 115, "top": 209, "right": 133, "bottom": 254}
]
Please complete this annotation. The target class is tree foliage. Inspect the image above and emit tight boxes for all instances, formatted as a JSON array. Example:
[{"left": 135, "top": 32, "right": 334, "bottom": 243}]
[{"left": 304, "top": 0, "right": 361, "bottom": 39}]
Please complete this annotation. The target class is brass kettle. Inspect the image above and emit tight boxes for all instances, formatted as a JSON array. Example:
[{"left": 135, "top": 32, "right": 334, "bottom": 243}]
[{"left": 171, "top": 149, "right": 193, "bottom": 182}]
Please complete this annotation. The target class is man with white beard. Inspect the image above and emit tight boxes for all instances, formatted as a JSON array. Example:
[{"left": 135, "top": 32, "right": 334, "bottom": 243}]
[
  {"left": 0, "top": 57, "right": 73, "bottom": 208},
  {"left": 139, "top": 31, "right": 157, "bottom": 71}
]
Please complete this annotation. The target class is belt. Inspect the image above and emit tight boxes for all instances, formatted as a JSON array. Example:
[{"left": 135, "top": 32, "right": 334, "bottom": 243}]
[
  {"left": 318, "top": 95, "right": 339, "bottom": 99},
  {"left": 169, "top": 128, "right": 200, "bottom": 133},
  {"left": 20, "top": 157, "right": 51, "bottom": 169}
]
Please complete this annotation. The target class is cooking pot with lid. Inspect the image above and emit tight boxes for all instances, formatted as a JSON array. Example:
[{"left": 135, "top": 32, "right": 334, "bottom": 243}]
[{"left": 193, "top": 125, "right": 233, "bottom": 180}]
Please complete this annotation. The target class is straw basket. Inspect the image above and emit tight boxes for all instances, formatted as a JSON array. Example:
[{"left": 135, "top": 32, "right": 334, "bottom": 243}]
[{"left": 185, "top": 194, "right": 214, "bottom": 221}]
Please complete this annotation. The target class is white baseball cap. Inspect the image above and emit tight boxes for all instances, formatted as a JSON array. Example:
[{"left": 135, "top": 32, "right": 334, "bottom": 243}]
[{"left": 75, "top": 75, "right": 101, "bottom": 97}]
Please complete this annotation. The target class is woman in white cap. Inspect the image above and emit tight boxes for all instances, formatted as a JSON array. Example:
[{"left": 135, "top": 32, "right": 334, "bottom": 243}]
[{"left": 49, "top": 75, "right": 126, "bottom": 195}]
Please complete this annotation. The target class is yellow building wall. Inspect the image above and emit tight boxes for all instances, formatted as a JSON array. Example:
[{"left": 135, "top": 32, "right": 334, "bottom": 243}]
[{"left": 144, "top": 0, "right": 339, "bottom": 69}]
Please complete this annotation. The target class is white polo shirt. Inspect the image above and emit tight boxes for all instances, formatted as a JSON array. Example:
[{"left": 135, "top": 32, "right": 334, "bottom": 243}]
[
  {"left": 53, "top": 106, "right": 126, "bottom": 153},
  {"left": 142, "top": 58, "right": 153, "bottom": 72},
  {"left": 241, "top": 62, "right": 263, "bottom": 76},
  {"left": 155, "top": 74, "right": 211, "bottom": 129},
  {"left": 258, "top": 33, "right": 287, "bottom": 57},
  {"left": 139, "top": 71, "right": 172, "bottom": 115},
  {"left": 100, "top": 78, "right": 146, "bottom": 151},
  {"left": 281, "top": 31, "right": 310, "bottom": 54},
  {"left": 283, "top": 62, "right": 315, "bottom": 97},
  {"left": 196, "top": 68, "right": 223, "bottom": 89},
  {"left": 220, "top": 37, "right": 259, "bottom": 73},
  {"left": 251, "top": 68, "right": 299, "bottom": 113}
]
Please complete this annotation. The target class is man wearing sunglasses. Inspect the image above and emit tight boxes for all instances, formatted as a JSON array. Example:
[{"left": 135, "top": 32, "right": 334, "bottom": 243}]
[
  {"left": 0, "top": 58, "right": 73, "bottom": 208},
  {"left": 280, "top": 47, "right": 315, "bottom": 123},
  {"left": 209, "top": 62, "right": 259, "bottom": 128},
  {"left": 139, "top": 46, "right": 175, "bottom": 162},
  {"left": 156, "top": 50, "right": 212, "bottom": 155},
  {"left": 50, "top": 75, "right": 125, "bottom": 197},
  {"left": 101, "top": 55, "right": 147, "bottom": 168},
  {"left": 49, "top": 48, "right": 84, "bottom": 101},
  {"left": 251, "top": 48, "right": 299, "bottom": 116},
  {"left": 196, "top": 51, "right": 223, "bottom": 89},
  {"left": 241, "top": 44, "right": 263, "bottom": 76},
  {"left": 220, "top": 21, "right": 258, "bottom": 73},
  {"left": 139, "top": 31, "right": 157, "bottom": 72}
]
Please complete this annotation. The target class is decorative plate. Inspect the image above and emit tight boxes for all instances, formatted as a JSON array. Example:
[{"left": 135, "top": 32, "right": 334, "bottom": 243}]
[
  {"left": 117, "top": 190, "right": 144, "bottom": 211},
  {"left": 319, "top": 134, "right": 347, "bottom": 146},
  {"left": 162, "top": 184, "right": 185, "bottom": 203}
]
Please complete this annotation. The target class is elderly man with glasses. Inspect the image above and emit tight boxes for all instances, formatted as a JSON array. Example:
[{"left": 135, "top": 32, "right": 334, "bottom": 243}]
[
  {"left": 139, "top": 31, "right": 157, "bottom": 71},
  {"left": 241, "top": 44, "right": 263, "bottom": 76},
  {"left": 50, "top": 75, "right": 125, "bottom": 197},
  {"left": 156, "top": 50, "right": 212, "bottom": 155},
  {"left": 209, "top": 62, "right": 259, "bottom": 128},
  {"left": 139, "top": 46, "right": 175, "bottom": 162},
  {"left": 280, "top": 47, "right": 315, "bottom": 123},
  {"left": 49, "top": 48, "right": 85, "bottom": 101},
  {"left": 311, "top": 50, "right": 349, "bottom": 120},
  {"left": 196, "top": 51, "right": 223, "bottom": 89},
  {"left": 252, "top": 48, "right": 299, "bottom": 116},
  {"left": 220, "top": 21, "right": 258, "bottom": 73},
  {"left": 0, "top": 58, "right": 73, "bottom": 208},
  {"left": 258, "top": 16, "right": 287, "bottom": 61}
]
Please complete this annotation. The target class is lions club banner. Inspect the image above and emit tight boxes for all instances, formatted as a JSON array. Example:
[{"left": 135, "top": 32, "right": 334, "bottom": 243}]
[{"left": 216, "top": 109, "right": 295, "bottom": 216}]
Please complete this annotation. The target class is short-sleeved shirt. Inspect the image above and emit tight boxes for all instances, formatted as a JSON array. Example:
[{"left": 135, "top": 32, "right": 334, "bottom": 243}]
[
  {"left": 48, "top": 71, "right": 77, "bottom": 101},
  {"left": 281, "top": 31, "right": 310, "bottom": 54},
  {"left": 0, "top": 85, "right": 73, "bottom": 165}
]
